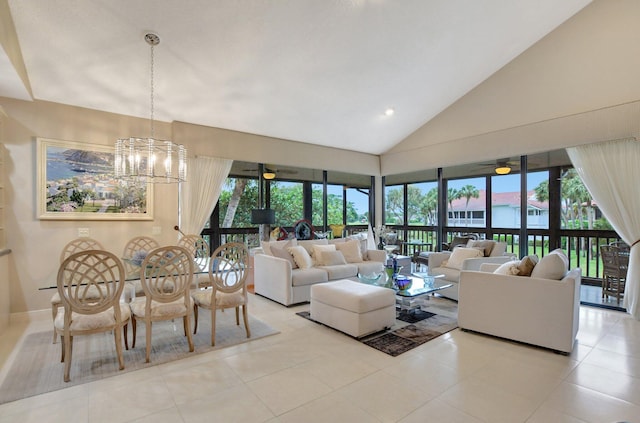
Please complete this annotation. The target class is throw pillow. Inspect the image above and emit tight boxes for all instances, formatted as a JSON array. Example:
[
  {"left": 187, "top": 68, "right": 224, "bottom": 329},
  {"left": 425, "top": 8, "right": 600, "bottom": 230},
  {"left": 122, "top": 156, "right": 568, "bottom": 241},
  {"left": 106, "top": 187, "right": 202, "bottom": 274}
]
[
  {"left": 288, "top": 245, "right": 314, "bottom": 269},
  {"left": 261, "top": 239, "right": 296, "bottom": 256},
  {"left": 467, "top": 240, "right": 496, "bottom": 256},
  {"left": 298, "top": 239, "right": 329, "bottom": 255},
  {"left": 493, "top": 260, "right": 521, "bottom": 275},
  {"left": 445, "top": 247, "right": 483, "bottom": 270},
  {"left": 335, "top": 239, "right": 363, "bottom": 263},
  {"left": 517, "top": 254, "right": 539, "bottom": 276},
  {"left": 270, "top": 244, "right": 298, "bottom": 269},
  {"left": 311, "top": 244, "right": 336, "bottom": 265},
  {"left": 317, "top": 250, "right": 347, "bottom": 266},
  {"left": 530, "top": 250, "right": 568, "bottom": 280}
]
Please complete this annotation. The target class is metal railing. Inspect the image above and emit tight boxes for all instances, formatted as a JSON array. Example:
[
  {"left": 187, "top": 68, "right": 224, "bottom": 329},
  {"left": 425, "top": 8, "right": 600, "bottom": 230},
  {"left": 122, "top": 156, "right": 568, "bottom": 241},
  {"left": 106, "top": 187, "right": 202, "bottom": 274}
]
[{"left": 211, "top": 225, "right": 622, "bottom": 286}]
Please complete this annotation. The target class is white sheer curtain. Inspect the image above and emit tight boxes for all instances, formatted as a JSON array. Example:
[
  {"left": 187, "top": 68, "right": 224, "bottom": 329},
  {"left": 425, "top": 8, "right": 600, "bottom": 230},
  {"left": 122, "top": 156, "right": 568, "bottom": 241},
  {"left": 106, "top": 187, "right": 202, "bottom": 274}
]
[
  {"left": 567, "top": 138, "right": 640, "bottom": 319},
  {"left": 179, "top": 156, "right": 233, "bottom": 235}
]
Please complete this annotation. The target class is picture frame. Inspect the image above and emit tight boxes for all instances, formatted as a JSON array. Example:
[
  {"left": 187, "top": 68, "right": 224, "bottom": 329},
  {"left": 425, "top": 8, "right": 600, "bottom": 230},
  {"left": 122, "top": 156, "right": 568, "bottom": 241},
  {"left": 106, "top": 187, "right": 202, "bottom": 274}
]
[{"left": 37, "top": 137, "right": 154, "bottom": 220}]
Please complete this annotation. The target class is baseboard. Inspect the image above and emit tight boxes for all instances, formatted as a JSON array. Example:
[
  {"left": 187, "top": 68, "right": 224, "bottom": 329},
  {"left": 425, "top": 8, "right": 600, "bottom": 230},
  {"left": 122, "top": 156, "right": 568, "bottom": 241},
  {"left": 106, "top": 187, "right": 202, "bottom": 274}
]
[{"left": 10, "top": 309, "right": 49, "bottom": 324}]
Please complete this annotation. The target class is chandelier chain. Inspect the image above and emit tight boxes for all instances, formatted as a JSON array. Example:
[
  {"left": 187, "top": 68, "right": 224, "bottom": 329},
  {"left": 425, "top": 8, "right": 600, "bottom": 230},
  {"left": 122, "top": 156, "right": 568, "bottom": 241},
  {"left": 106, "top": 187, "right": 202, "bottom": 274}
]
[{"left": 150, "top": 41, "right": 155, "bottom": 139}]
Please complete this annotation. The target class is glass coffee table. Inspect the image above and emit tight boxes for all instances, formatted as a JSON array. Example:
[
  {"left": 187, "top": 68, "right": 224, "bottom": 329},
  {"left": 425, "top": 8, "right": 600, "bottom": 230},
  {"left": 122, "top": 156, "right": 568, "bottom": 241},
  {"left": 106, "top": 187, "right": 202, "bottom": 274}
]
[
  {"left": 355, "top": 272, "right": 451, "bottom": 316},
  {"left": 395, "top": 273, "right": 450, "bottom": 315}
]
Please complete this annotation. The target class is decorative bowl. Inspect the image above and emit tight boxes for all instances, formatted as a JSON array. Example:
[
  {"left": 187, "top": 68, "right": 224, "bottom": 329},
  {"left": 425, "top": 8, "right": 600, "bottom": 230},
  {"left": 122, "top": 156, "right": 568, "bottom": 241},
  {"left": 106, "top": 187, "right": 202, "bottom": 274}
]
[
  {"left": 395, "top": 275, "right": 412, "bottom": 291},
  {"left": 358, "top": 272, "right": 383, "bottom": 285}
]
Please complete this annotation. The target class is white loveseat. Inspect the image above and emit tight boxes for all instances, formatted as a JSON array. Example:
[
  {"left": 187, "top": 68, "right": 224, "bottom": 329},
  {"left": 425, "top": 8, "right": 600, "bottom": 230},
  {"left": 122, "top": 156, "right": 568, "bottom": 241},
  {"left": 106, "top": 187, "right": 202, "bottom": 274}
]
[
  {"left": 428, "top": 240, "right": 515, "bottom": 300},
  {"left": 254, "top": 238, "right": 386, "bottom": 306},
  {"left": 458, "top": 250, "right": 581, "bottom": 354}
]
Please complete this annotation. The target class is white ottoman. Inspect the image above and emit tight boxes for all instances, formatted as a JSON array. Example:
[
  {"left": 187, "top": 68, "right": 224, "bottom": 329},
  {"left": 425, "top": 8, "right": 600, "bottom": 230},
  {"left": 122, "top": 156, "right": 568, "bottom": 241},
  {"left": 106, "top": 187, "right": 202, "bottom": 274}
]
[{"left": 310, "top": 280, "right": 396, "bottom": 338}]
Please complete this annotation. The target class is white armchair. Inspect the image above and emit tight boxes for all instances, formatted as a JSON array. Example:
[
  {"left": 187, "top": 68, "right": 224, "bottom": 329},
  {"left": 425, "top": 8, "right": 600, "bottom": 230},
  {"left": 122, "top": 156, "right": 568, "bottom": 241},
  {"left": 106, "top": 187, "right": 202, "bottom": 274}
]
[
  {"left": 427, "top": 241, "right": 515, "bottom": 300},
  {"left": 458, "top": 262, "right": 581, "bottom": 354}
]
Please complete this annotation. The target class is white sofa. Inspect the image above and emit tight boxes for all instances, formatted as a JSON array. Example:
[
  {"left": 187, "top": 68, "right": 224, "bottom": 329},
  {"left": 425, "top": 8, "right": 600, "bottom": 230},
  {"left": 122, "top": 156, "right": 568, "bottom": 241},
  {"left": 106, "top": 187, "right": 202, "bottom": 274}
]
[
  {"left": 458, "top": 257, "right": 581, "bottom": 354},
  {"left": 428, "top": 241, "right": 515, "bottom": 300},
  {"left": 254, "top": 238, "right": 386, "bottom": 306}
]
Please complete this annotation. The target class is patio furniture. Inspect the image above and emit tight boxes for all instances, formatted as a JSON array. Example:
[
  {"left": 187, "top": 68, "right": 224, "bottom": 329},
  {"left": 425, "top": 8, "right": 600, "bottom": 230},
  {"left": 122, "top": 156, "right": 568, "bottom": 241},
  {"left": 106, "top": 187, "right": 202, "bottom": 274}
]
[{"left": 600, "top": 244, "right": 628, "bottom": 305}]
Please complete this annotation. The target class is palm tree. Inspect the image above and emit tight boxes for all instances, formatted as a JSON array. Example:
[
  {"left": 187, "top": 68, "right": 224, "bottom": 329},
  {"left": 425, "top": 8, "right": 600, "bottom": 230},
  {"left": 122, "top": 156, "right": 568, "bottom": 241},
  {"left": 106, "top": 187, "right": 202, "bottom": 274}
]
[
  {"left": 458, "top": 184, "right": 479, "bottom": 225},
  {"left": 222, "top": 179, "right": 247, "bottom": 228}
]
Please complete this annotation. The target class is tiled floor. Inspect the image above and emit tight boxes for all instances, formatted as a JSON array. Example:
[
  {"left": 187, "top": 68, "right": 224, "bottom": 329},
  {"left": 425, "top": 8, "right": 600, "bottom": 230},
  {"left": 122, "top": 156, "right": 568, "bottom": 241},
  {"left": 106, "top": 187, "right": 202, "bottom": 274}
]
[{"left": 1, "top": 293, "right": 639, "bottom": 422}]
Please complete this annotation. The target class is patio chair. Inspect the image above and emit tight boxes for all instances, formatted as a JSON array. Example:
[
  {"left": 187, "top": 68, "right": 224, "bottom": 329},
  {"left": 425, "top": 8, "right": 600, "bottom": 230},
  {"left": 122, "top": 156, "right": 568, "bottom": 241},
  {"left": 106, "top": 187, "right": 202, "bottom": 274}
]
[{"left": 600, "top": 244, "right": 628, "bottom": 305}]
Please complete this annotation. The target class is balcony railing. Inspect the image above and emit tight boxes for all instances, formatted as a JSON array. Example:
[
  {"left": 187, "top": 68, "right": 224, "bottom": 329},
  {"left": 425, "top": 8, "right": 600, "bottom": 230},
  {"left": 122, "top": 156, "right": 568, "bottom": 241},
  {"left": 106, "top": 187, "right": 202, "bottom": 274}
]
[{"left": 212, "top": 225, "right": 622, "bottom": 289}]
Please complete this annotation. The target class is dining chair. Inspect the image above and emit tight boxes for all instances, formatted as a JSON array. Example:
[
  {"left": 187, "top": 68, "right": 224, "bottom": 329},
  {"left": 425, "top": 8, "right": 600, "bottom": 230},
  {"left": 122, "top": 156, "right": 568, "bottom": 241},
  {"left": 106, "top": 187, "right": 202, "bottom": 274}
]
[
  {"left": 129, "top": 245, "right": 195, "bottom": 363},
  {"left": 122, "top": 235, "right": 160, "bottom": 297},
  {"left": 55, "top": 249, "right": 130, "bottom": 382},
  {"left": 191, "top": 242, "right": 250, "bottom": 346},
  {"left": 51, "top": 237, "right": 105, "bottom": 343},
  {"left": 177, "top": 234, "right": 210, "bottom": 289}
]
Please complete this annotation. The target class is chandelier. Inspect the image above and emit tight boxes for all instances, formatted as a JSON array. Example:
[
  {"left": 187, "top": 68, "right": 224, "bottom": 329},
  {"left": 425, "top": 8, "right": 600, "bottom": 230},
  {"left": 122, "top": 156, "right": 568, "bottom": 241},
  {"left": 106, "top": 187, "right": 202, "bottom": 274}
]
[{"left": 114, "top": 33, "right": 187, "bottom": 184}]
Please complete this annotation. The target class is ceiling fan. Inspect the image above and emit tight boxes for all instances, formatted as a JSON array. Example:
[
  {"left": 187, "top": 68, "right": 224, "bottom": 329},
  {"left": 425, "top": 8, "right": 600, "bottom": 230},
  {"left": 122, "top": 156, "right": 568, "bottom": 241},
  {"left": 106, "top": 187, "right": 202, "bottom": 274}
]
[
  {"left": 476, "top": 159, "right": 521, "bottom": 175},
  {"left": 242, "top": 164, "right": 298, "bottom": 179}
]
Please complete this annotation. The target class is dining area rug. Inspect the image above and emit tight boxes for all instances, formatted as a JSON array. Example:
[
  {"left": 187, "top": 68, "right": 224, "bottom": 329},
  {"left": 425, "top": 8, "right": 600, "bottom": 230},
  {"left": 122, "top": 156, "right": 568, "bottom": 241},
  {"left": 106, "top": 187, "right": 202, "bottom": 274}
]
[
  {"left": 0, "top": 311, "right": 279, "bottom": 404},
  {"left": 297, "top": 296, "right": 458, "bottom": 357}
]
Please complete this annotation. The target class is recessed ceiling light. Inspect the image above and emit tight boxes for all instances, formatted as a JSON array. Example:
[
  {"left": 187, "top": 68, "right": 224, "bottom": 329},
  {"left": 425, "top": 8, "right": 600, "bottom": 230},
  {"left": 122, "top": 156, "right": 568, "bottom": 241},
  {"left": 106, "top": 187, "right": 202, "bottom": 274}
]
[{"left": 384, "top": 108, "right": 395, "bottom": 116}]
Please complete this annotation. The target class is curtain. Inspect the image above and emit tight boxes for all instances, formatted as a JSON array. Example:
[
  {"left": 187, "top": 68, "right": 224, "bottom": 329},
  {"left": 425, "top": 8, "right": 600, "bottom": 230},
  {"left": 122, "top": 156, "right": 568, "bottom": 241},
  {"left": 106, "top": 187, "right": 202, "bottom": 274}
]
[
  {"left": 179, "top": 156, "right": 233, "bottom": 236},
  {"left": 567, "top": 138, "right": 640, "bottom": 319}
]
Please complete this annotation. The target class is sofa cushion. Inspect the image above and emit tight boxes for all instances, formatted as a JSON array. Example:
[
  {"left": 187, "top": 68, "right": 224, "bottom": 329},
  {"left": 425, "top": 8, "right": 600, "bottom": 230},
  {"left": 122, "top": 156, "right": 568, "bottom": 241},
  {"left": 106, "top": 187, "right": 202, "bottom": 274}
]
[
  {"left": 311, "top": 244, "right": 336, "bottom": 263},
  {"left": 291, "top": 268, "right": 330, "bottom": 287},
  {"left": 530, "top": 250, "right": 568, "bottom": 280},
  {"left": 298, "top": 239, "right": 329, "bottom": 254},
  {"left": 467, "top": 240, "right": 495, "bottom": 256},
  {"left": 432, "top": 266, "right": 460, "bottom": 282},
  {"left": 489, "top": 242, "right": 508, "bottom": 257},
  {"left": 517, "top": 255, "right": 539, "bottom": 276},
  {"left": 317, "top": 250, "right": 347, "bottom": 266},
  {"left": 271, "top": 243, "right": 298, "bottom": 268},
  {"left": 261, "top": 239, "right": 296, "bottom": 256},
  {"left": 319, "top": 263, "right": 358, "bottom": 280},
  {"left": 357, "top": 260, "right": 385, "bottom": 275},
  {"left": 346, "top": 233, "right": 369, "bottom": 258},
  {"left": 446, "top": 247, "right": 483, "bottom": 270},
  {"left": 288, "top": 245, "right": 314, "bottom": 269},
  {"left": 493, "top": 260, "right": 521, "bottom": 275},
  {"left": 335, "top": 239, "right": 363, "bottom": 263}
]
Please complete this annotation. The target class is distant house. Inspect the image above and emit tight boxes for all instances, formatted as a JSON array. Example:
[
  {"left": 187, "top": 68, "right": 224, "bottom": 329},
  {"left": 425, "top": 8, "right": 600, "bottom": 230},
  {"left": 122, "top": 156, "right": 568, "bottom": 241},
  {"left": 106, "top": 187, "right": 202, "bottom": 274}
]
[{"left": 448, "top": 190, "right": 549, "bottom": 229}]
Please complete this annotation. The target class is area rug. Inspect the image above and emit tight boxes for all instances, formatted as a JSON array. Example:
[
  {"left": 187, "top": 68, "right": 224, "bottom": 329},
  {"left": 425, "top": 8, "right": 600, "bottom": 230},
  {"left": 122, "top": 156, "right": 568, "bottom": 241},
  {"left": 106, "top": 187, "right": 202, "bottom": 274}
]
[
  {"left": 297, "top": 296, "right": 457, "bottom": 357},
  {"left": 0, "top": 311, "right": 279, "bottom": 404}
]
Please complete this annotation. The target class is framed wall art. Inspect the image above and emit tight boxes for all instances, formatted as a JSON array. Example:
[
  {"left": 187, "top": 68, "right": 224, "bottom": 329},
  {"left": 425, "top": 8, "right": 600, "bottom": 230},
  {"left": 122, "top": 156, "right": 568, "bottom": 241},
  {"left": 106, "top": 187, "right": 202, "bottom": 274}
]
[{"left": 37, "top": 138, "right": 153, "bottom": 220}]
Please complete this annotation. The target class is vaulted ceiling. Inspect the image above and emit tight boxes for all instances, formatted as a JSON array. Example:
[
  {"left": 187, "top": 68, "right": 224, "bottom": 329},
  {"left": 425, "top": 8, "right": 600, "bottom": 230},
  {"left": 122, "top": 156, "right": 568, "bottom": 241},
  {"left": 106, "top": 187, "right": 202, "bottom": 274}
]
[{"left": 1, "top": 0, "right": 590, "bottom": 155}]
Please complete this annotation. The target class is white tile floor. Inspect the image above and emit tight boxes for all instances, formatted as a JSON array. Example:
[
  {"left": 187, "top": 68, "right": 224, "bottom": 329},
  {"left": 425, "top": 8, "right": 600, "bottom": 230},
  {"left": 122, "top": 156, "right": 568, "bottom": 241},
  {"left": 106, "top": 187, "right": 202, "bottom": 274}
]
[{"left": 1, "top": 293, "right": 639, "bottom": 422}]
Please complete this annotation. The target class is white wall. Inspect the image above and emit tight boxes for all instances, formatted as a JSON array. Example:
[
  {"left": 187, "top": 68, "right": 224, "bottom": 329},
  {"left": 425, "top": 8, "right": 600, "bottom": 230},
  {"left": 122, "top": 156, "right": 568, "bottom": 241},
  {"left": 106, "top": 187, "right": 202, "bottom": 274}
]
[
  {"left": 0, "top": 98, "right": 380, "bottom": 314},
  {"left": 382, "top": 0, "right": 640, "bottom": 175}
]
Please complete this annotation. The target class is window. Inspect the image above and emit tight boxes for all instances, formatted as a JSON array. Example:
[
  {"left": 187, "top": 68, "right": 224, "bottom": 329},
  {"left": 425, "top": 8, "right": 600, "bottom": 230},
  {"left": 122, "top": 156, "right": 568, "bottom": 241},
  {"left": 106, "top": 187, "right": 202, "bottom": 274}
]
[
  {"left": 447, "top": 177, "right": 485, "bottom": 227},
  {"left": 344, "top": 187, "right": 369, "bottom": 225},
  {"left": 408, "top": 182, "right": 437, "bottom": 226},
  {"left": 270, "top": 181, "right": 304, "bottom": 227},
  {"left": 217, "top": 177, "right": 258, "bottom": 228},
  {"left": 385, "top": 184, "right": 404, "bottom": 224}
]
